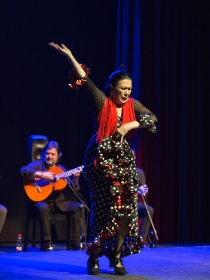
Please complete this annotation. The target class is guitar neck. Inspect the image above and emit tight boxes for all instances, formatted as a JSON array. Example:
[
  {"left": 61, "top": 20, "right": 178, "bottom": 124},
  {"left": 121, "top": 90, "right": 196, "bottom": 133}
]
[{"left": 56, "top": 165, "right": 84, "bottom": 179}]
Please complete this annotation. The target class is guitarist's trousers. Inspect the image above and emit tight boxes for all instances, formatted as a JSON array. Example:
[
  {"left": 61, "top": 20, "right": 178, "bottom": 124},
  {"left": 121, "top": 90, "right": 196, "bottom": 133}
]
[
  {"left": 34, "top": 201, "right": 86, "bottom": 246},
  {"left": 0, "top": 204, "right": 7, "bottom": 233}
]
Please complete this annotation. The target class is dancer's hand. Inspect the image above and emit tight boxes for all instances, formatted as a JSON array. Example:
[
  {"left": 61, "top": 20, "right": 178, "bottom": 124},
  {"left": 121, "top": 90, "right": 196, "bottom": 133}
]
[
  {"left": 117, "top": 123, "right": 131, "bottom": 138},
  {"left": 49, "top": 42, "right": 72, "bottom": 58},
  {"left": 117, "top": 121, "right": 140, "bottom": 143},
  {"left": 49, "top": 42, "right": 86, "bottom": 78}
]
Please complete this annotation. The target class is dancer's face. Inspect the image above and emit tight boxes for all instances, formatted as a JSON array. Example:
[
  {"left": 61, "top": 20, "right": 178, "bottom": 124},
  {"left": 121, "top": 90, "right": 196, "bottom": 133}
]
[{"left": 110, "top": 79, "right": 132, "bottom": 106}]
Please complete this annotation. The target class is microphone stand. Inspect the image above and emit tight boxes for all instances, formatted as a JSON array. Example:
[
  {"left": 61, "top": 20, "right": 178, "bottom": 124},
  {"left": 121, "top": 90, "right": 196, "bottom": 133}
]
[
  {"left": 66, "top": 178, "right": 90, "bottom": 249},
  {"left": 66, "top": 178, "right": 90, "bottom": 212},
  {"left": 141, "top": 194, "right": 159, "bottom": 241}
]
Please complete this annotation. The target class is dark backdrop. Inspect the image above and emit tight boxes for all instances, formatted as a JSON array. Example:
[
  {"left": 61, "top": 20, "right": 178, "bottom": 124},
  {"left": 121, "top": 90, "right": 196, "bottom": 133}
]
[
  {"left": 0, "top": 0, "right": 117, "bottom": 242},
  {"left": 116, "top": 0, "right": 209, "bottom": 243},
  {"left": 139, "top": 0, "right": 210, "bottom": 243},
  {"left": 0, "top": 0, "right": 209, "bottom": 244}
]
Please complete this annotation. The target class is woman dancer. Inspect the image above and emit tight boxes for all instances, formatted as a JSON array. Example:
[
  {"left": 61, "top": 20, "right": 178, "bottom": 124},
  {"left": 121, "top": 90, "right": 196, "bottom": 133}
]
[{"left": 49, "top": 42, "right": 158, "bottom": 276}]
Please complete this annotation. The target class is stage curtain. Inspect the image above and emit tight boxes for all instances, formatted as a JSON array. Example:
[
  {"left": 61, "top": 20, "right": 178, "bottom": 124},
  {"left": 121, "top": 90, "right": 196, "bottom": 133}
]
[{"left": 116, "top": 0, "right": 209, "bottom": 242}]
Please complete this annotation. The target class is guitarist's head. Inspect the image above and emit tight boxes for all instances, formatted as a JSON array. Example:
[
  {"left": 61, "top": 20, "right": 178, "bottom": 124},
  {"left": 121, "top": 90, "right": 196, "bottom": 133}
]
[{"left": 41, "top": 141, "right": 62, "bottom": 167}]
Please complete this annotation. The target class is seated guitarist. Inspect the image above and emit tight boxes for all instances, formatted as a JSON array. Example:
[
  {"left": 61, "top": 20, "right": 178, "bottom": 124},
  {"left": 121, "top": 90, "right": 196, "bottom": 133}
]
[{"left": 20, "top": 140, "right": 86, "bottom": 251}]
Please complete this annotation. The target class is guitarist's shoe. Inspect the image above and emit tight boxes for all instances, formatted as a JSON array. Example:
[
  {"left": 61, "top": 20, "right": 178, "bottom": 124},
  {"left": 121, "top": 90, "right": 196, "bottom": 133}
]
[
  {"left": 68, "top": 241, "right": 80, "bottom": 250},
  {"left": 45, "top": 241, "right": 53, "bottom": 251}
]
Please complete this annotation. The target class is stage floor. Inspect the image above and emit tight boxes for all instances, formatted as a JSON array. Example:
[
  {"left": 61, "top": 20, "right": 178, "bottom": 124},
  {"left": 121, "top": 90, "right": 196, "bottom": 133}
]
[{"left": 0, "top": 243, "right": 210, "bottom": 280}]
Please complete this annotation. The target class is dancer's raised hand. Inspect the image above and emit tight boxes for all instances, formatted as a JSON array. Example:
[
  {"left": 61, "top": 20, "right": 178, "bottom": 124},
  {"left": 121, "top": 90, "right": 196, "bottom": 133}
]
[{"left": 49, "top": 42, "right": 72, "bottom": 58}]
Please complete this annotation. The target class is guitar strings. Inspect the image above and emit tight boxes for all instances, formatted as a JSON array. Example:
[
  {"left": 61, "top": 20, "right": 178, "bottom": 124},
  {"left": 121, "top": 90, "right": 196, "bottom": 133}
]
[{"left": 57, "top": 165, "right": 84, "bottom": 180}]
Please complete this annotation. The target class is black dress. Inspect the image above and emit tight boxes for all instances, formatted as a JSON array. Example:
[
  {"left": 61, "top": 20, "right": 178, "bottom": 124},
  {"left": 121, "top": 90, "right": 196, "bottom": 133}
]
[{"left": 83, "top": 78, "right": 157, "bottom": 256}]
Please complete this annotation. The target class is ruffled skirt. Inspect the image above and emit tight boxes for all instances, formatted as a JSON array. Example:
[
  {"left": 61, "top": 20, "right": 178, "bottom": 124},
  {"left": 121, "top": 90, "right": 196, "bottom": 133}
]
[{"left": 83, "top": 135, "right": 142, "bottom": 257}]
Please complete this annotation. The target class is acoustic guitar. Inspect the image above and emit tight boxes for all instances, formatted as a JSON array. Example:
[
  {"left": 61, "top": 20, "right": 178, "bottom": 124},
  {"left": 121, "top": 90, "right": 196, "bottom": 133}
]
[{"left": 24, "top": 165, "right": 84, "bottom": 202}]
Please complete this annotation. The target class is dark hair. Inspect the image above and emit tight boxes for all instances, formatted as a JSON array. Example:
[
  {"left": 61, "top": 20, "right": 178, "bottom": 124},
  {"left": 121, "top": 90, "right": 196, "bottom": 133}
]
[
  {"left": 41, "top": 141, "right": 62, "bottom": 162},
  {"left": 104, "top": 68, "right": 132, "bottom": 97}
]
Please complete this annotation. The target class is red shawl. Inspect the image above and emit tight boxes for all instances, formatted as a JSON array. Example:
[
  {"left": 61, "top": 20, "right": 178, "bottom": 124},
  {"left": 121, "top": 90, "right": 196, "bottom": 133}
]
[{"left": 96, "top": 97, "right": 136, "bottom": 144}]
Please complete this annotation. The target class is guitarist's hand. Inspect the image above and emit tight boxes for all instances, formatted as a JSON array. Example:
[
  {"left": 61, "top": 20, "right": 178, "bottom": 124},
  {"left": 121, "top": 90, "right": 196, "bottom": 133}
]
[
  {"left": 138, "top": 184, "right": 148, "bottom": 196},
  {"left": 71, "top": 171, "right": 81, "bottom": 190},
  {"left": 41, "top": 172, "right": 55, "bottom": 182}
]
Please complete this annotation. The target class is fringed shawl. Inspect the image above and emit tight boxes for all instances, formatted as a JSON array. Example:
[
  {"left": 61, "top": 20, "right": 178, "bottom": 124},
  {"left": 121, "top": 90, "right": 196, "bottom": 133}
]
[{"left": 96, "top": 97, "right": 136, "bottom": 144}]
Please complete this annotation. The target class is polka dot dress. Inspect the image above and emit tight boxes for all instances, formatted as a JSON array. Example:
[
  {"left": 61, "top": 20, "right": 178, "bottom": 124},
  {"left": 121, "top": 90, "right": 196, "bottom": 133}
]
[{"left": 83, "top": 117, "right": 141, "bottom": 256}]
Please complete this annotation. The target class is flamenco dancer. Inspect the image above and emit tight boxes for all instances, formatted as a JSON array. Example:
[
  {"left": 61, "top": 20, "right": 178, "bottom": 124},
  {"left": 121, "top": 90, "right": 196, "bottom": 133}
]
[{"left": 49, "top": 42, "right": 158, "bottom": 276}]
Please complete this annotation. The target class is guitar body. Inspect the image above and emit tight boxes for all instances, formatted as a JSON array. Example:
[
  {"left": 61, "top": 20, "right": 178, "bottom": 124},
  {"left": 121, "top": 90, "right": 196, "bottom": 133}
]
[{"left": 24, "top": 166, "right": 67, "bottom": 202}]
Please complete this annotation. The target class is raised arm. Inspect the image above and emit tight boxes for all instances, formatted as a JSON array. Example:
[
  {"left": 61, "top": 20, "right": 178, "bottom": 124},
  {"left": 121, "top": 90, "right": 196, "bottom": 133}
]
[
  {"left": 49, "top": 43, "right": 86, "bottom": 78},
  {"left": 49, "top": 42, "right": 106, "bottom": 114}
]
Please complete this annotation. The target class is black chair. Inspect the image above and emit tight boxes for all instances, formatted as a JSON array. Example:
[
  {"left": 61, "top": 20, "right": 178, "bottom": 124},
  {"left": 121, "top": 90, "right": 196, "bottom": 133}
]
[{"left": 24, "top": 211, "right": 72, "bottom": 252}]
